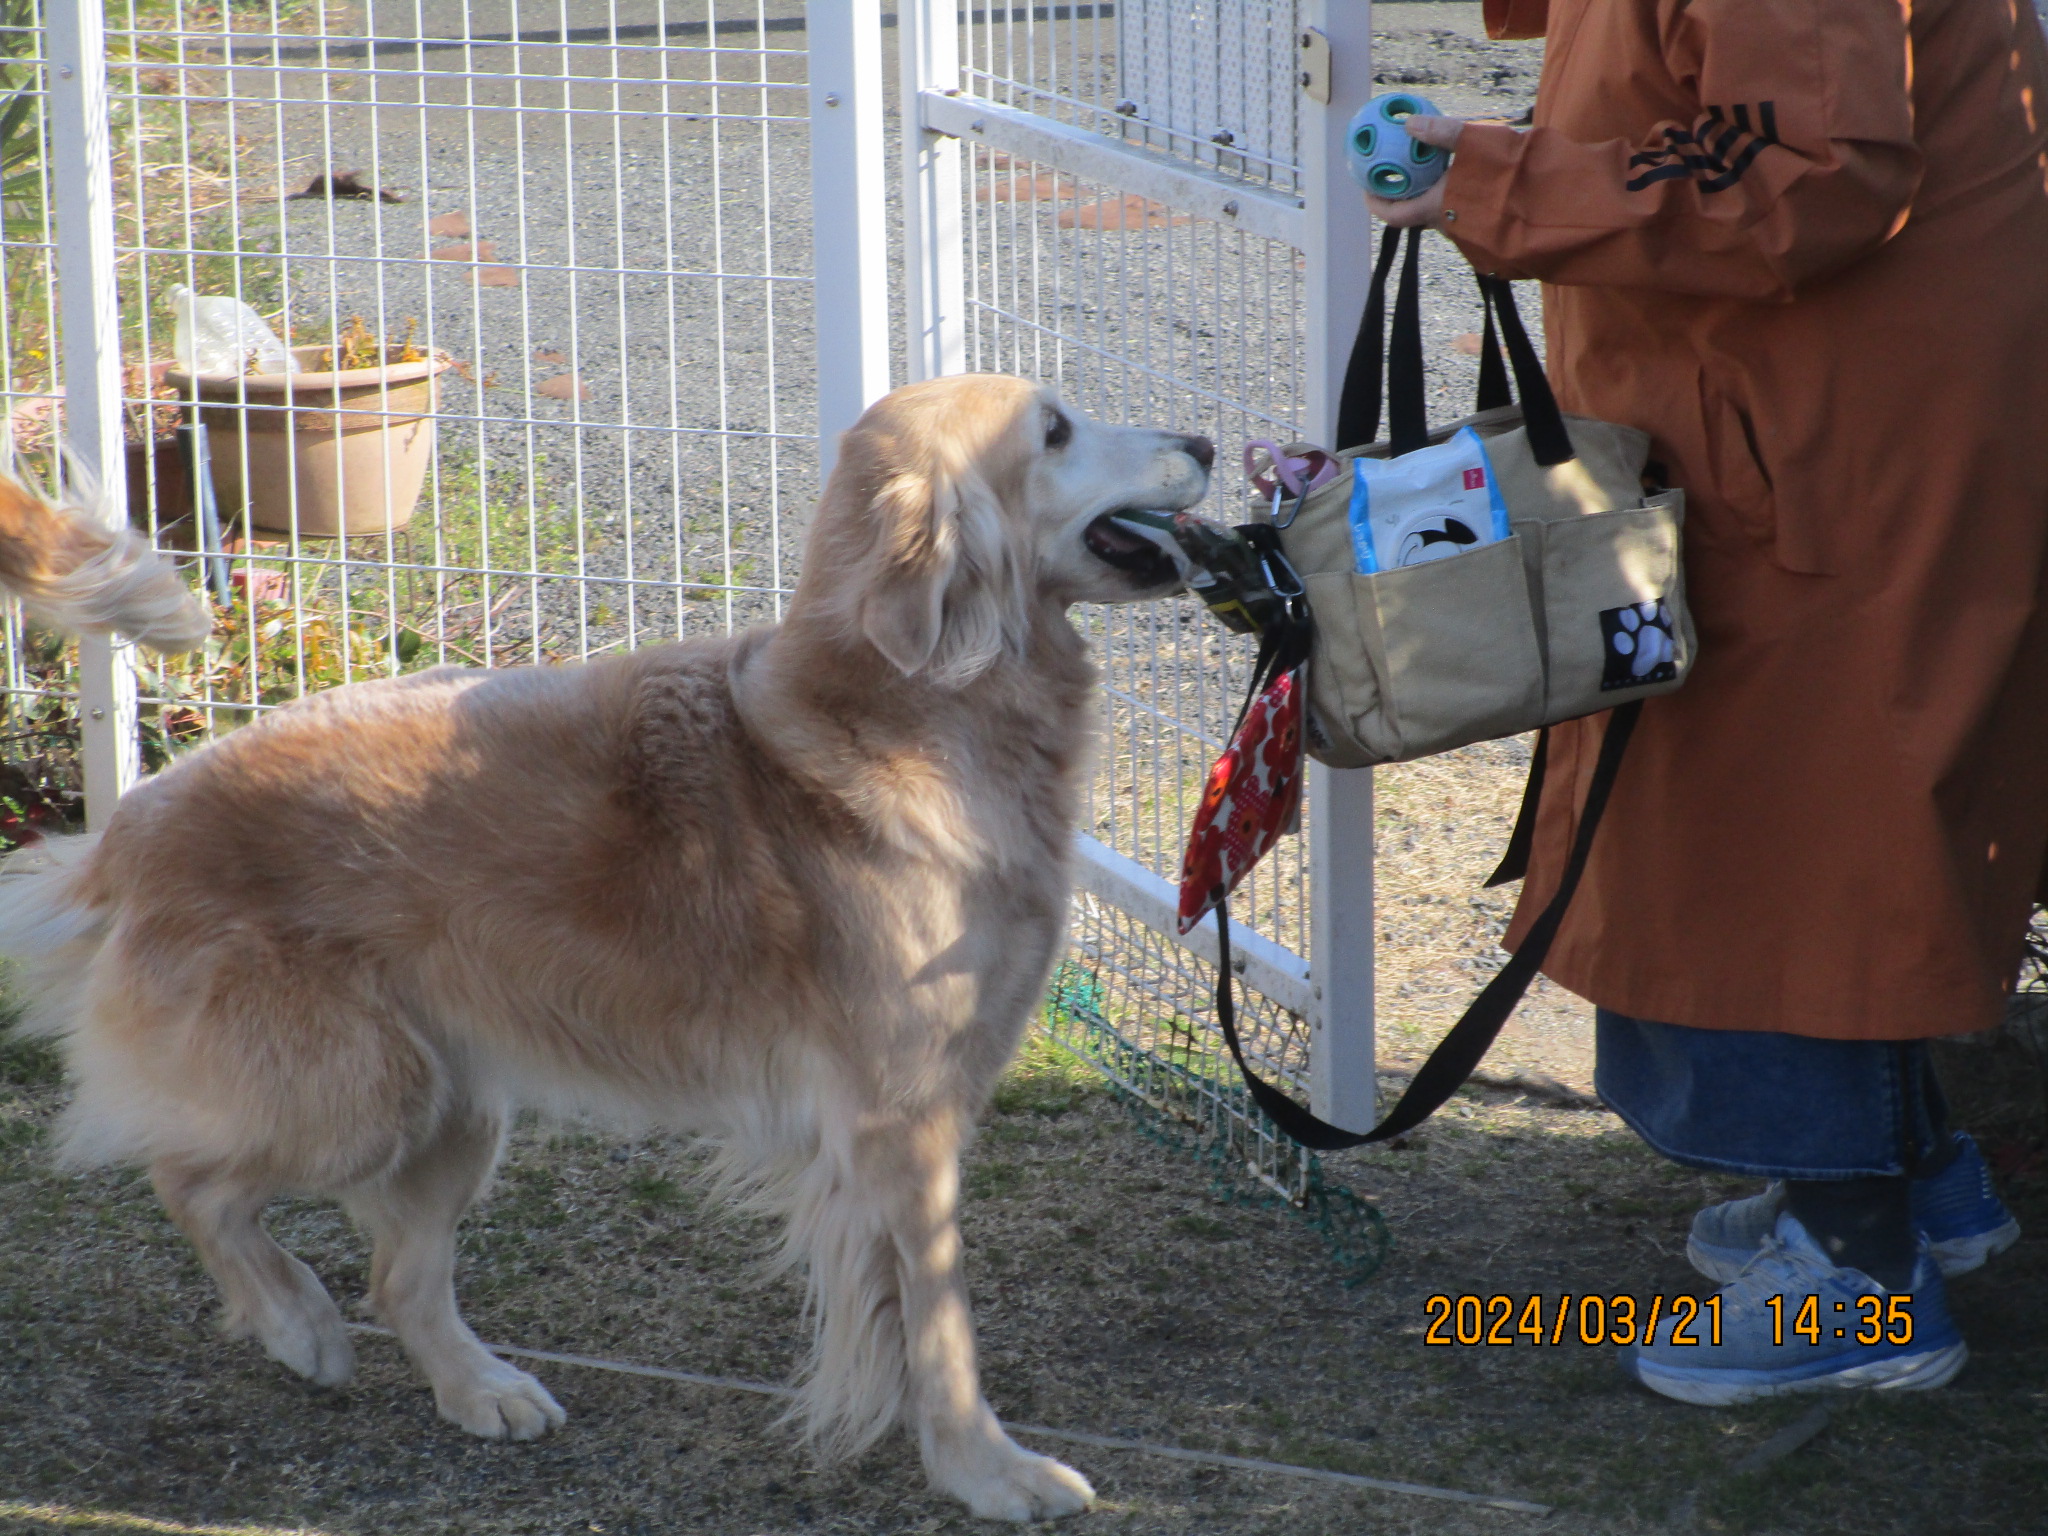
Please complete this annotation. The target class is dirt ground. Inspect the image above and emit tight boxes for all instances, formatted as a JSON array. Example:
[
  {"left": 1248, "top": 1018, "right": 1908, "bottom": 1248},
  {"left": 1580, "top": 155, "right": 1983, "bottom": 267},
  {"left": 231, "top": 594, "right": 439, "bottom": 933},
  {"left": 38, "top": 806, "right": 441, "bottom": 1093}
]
[{"left": 4, "top": 1007, "right": 2046, "bottom": 1536}]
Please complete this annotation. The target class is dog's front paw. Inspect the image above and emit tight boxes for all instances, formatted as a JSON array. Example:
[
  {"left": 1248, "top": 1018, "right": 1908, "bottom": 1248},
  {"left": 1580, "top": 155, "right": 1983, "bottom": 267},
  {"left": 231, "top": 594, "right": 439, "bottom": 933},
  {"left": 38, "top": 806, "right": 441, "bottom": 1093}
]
[
  {"left": 932, "top": 1437, "right": 1096, "bottom": 1522},
  {"left": 435, "top": 1363, "right": 567, "bottom": 1441},
  {"left": 221, "top": 1276, "right": 355, "bottom": 1388}
]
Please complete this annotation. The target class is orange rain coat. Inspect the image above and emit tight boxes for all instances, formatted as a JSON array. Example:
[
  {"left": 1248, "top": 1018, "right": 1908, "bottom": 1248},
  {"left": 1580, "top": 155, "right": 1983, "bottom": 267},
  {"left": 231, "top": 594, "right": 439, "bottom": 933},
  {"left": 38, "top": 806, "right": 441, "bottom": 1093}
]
[{"left": 1438, "top": 0, "right": 2048, "bottom": 1039}]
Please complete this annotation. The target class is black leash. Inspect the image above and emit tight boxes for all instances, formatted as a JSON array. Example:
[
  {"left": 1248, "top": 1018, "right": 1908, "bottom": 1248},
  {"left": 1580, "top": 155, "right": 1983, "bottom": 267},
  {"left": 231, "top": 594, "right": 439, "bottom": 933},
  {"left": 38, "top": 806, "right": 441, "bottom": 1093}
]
[
  {"left": 1212, "top": 702, "right": 1639, "bottom": 1151},
  {"left": 1210, "top": 230, "right": 1630, "bottom": 1149}
]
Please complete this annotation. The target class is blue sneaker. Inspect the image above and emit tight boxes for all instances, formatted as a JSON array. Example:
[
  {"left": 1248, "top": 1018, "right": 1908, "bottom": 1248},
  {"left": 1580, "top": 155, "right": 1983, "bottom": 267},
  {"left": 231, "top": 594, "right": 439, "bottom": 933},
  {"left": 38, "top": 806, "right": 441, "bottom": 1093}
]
[
  {"left": 1625, "top": 1212, "right": 1968, "bottom": 1406},
  {"left": 1687, "top": 1132, "right": 2020, "bottom": 1284},
  {"left": 1911, "top": 1131, "right": 2022, "bottom": 1275}
]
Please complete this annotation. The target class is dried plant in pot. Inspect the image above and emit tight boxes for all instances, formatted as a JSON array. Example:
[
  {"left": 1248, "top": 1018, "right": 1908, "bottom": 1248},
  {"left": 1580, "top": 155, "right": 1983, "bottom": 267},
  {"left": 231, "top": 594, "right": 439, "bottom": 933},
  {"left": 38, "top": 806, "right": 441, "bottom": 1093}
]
[{"left": 165, "top": 319, "right": 454, "bottom": 537}]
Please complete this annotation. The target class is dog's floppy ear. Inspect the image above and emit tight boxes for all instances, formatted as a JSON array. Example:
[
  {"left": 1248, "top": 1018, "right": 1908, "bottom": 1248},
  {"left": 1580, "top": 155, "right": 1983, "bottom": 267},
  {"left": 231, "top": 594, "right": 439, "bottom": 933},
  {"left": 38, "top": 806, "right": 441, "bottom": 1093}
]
[{"left": 857, "top": 455, "right": 1026, "bottom": 687}]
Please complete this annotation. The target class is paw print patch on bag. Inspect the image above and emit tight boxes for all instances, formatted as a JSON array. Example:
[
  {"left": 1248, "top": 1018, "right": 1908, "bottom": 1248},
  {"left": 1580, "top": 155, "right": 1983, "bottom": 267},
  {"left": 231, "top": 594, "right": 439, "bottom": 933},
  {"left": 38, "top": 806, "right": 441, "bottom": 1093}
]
[{"left": 1601, "top": 600, "right": 1677, "bottom": 689}]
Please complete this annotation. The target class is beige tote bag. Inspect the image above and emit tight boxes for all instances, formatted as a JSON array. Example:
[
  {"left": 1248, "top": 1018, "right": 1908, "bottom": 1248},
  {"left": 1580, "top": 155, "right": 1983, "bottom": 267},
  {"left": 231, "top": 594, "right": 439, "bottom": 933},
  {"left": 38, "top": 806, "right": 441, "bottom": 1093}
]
[{"left": 1268, "top": 228, "right": 1695, "bottom": 769}]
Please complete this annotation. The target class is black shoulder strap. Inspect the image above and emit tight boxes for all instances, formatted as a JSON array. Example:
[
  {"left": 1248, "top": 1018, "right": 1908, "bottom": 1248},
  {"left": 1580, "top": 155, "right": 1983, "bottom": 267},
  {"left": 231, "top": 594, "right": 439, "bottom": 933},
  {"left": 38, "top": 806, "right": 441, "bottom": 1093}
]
[
  {"left": 1475, "top": 291, "right": 1511, "bottom": 414},
  {"left": 1387, "top": 226, "right": 1429, "bottom": 457},
  {"left": 1484, "top": 727, "right": 1548, "bottom": 889},
  {"left": 1214, "top": 702, "right": 1640, "bottom": 1150},
  {"left": 1477, "top": 276, "right": 1574, "bottom": 467}
]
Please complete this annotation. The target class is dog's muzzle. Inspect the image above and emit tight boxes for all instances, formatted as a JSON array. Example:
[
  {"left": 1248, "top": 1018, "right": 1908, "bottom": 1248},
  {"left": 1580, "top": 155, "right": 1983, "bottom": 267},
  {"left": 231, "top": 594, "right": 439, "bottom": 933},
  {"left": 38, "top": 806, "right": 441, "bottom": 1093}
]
[
  {"left": 1099, "top": 510, "right": 1303, "bottom": 636},
  {"left": 1083, "top": 512, "right": 1187, "bottom": 590}
]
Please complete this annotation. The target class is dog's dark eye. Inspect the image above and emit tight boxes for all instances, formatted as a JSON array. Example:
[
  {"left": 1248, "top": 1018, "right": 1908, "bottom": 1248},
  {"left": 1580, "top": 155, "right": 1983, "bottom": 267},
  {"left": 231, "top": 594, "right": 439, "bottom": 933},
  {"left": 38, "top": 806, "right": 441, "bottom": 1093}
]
[{"left": 1044, "top": 410, "right": 1072, "bottom": 450}]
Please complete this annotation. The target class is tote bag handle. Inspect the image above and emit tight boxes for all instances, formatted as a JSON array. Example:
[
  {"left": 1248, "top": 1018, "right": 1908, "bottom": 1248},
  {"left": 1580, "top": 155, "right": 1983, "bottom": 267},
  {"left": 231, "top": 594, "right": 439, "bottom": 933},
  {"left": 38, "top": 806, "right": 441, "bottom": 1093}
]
[{"left": 1335, "top": 226, "right": 1574, "bottom": 468}]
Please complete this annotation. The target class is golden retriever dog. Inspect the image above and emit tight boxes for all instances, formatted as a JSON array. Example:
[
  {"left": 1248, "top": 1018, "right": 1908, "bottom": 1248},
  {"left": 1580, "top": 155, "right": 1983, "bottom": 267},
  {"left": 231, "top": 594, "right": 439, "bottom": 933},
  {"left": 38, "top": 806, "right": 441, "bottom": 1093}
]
[{"left": 0, "top": 375, "right": 1212, "bottom": 1521}]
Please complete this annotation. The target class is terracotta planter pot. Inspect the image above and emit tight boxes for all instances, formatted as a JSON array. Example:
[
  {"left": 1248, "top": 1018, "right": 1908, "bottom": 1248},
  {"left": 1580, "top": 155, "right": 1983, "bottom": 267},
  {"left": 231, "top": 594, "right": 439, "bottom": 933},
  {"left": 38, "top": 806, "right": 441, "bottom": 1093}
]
[{"left": 165, "top": 345, "right": 453, "bottom": 536}]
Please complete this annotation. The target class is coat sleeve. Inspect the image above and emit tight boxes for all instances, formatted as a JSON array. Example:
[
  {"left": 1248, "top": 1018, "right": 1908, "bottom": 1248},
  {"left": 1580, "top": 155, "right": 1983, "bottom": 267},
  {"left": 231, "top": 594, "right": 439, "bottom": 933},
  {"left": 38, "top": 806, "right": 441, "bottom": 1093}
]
[{"left": 1440, "top": 0, "right": 1923, "bottom": 300}]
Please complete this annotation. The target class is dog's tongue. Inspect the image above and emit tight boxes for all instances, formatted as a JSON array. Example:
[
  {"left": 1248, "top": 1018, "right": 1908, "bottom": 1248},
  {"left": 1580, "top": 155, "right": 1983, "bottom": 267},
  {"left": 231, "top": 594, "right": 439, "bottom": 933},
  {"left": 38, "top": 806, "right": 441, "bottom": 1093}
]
[
  {"left": 1103, "top": 508, "right": 1245, "bottom": 576},
  {"left": 1085, "top": 514, "right": 1167, "bottom": 560}
]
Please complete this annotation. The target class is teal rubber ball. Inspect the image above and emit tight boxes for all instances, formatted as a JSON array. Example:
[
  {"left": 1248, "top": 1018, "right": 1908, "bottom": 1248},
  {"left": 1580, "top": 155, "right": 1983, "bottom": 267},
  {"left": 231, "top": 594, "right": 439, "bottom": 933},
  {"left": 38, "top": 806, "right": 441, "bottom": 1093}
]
[{"left": 1346, "top": 92, "right": 1447, "bottom": 199}]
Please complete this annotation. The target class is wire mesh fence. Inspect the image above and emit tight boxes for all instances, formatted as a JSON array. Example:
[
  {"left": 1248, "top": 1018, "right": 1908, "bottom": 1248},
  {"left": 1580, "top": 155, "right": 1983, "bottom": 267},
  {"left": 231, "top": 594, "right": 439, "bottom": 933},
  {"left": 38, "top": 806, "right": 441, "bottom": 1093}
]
[
  {"left": 945, "top": 1, "right": 1353, "bottom": 1213},
  {"left": 0, "top": 0, "right": 66, "bottom": 806},
  {"left": 1, "top": 0, "right": 1355, "bottom": 1216},
  {"left": 8, "top": 0, "right": 818, "bottom": 776},
  {"left": 961, "top": 0, "right": 1304, "bottom": 195}
]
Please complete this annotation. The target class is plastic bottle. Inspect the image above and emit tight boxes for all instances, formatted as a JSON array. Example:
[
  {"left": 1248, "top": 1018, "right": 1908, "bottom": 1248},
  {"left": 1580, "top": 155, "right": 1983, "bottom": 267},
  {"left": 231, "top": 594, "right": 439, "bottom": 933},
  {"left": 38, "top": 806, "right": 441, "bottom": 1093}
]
[{"left": 168, "top": 285, "right": 299, "bottom": 375}]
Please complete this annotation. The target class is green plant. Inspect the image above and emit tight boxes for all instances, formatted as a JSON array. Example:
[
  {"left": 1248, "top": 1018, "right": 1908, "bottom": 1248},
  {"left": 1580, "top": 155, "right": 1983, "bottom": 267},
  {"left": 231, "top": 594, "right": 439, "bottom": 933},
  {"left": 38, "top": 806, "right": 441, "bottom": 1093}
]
[
  {"left": 326, "top": 313, "right": 425, "bottom": 372},
  {"left": 0, "top": 0, "right": 43, "bottom": 244},
  {"left": 0, "top": 626, "right": 84, "bottom": 853}
]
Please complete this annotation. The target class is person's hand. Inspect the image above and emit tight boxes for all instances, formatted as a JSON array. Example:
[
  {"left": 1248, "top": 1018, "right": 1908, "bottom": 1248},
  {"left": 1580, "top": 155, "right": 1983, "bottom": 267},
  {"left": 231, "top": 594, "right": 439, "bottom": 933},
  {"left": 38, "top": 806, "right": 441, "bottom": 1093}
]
[{"left": 1362, "top": 114, "right": 1467, "bottom": 229}]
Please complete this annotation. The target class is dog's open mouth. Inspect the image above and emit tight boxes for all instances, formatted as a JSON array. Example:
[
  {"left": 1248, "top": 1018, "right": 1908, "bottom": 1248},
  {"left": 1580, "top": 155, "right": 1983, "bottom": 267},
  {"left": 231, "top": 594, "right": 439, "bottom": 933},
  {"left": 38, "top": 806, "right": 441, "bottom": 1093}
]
[{"left": 1083, "top": 512, "right": 1186, "bottom": 589}]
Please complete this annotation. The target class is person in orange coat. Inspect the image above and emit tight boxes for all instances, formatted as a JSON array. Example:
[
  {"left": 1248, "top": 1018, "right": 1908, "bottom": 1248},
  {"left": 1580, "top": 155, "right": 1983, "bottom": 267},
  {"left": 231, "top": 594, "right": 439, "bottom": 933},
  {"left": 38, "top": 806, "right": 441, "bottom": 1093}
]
[{"left": 1369, "top": 0, "right": 2048, "bottom": 1402}]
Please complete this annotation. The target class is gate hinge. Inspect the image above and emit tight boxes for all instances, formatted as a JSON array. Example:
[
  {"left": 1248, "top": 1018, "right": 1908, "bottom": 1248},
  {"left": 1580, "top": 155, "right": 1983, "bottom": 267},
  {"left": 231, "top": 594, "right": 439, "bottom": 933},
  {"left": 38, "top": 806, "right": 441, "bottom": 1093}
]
[{"left": 1298, "top": 28, "right": 1332, "bottom": 106}]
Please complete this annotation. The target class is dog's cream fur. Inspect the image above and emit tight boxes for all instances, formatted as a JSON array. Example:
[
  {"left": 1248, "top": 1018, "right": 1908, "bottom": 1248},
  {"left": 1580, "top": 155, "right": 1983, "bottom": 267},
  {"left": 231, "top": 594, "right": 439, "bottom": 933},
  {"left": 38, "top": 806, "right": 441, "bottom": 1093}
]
[{"left": 0, "top": 375, "right": 1211, "bottom": 1521}]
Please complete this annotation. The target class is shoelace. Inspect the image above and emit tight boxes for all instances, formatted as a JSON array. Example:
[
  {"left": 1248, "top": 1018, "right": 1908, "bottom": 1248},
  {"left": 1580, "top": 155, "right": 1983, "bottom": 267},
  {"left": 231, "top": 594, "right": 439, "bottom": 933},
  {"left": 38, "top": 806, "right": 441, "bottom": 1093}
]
[{"left": 1722, "top": 1227, "right": 1875, "bottom": 1312}]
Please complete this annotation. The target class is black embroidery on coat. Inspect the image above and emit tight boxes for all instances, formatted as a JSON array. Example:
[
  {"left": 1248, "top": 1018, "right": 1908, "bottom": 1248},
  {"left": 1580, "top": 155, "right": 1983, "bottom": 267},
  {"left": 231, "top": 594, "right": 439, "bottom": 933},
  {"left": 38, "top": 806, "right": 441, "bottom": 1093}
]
[{"left": 1624, "top": 101, "right": 1779, "bottom": 193}]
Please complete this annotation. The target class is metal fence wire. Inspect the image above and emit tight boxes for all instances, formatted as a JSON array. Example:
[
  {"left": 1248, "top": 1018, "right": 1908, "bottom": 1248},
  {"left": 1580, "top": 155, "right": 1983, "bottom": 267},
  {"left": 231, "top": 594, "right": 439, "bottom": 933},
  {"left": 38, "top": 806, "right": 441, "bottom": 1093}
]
[
  {"left": 5, "top": 0, "right": 1376, "bottom": 1244},
  {"left": 958, "top": 136, "right": 1322, "bottom": 1190},
  {"left": 66, "top": 0, "right": 815, "bottom": 747},
  {"left": 945, "top": 1, "right": 1344, "bottom": 1210}
]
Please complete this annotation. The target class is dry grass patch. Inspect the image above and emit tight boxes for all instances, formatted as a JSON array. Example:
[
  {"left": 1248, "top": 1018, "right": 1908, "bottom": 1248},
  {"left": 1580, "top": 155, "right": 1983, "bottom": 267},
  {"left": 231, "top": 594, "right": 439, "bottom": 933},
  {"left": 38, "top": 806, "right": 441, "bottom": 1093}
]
[{"left": 5, "top": 1020, "right": 2046, "bottom": 1535}]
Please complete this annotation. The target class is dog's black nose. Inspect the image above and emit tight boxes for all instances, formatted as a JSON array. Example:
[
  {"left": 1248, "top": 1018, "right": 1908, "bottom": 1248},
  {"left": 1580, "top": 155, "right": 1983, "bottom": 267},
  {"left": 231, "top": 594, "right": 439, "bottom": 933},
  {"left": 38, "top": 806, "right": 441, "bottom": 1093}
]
[{"left": 1180, "top": 434, "right": 1216, "bottom": 470}]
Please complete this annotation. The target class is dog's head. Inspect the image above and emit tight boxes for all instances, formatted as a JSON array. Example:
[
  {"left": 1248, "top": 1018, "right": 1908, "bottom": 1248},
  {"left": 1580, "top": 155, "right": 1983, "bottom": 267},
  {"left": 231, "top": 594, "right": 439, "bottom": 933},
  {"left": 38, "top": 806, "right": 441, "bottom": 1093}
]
[{"left": 807, "top": 375, "right": 1213, "bottom": 686}]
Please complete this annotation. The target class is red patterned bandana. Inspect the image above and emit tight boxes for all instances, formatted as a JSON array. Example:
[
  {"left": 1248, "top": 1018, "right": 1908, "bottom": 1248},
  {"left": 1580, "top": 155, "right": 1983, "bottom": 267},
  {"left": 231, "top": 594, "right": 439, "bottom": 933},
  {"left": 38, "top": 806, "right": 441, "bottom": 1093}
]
[{"left": 1177, "top": 666, "right": 1306, "bottom": 935}]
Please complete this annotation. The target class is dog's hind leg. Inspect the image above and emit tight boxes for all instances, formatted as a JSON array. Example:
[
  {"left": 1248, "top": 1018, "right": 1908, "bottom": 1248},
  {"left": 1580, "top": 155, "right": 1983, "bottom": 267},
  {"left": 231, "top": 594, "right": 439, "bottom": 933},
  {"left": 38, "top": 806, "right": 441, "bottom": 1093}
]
[
  {"left": 807, "top": 1113, "right": 1094, "bottom": 1523},
  {"left": 150, "top": 1156, "right": 355, "bottom": 1388},
  {"left": 342, "top": 1101, "right": 566, "bottom": 1441}
]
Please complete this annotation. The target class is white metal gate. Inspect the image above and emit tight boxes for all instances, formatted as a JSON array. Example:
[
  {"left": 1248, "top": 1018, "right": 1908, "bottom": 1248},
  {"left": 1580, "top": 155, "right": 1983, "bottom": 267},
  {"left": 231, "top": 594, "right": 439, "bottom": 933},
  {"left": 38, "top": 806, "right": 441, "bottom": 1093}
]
[
  {"left": 10, "top": 0, "right": 1378, "bottom": 1200},
  {"left": 900, "top": 0, "right": 1381, "bottom": 1186}
]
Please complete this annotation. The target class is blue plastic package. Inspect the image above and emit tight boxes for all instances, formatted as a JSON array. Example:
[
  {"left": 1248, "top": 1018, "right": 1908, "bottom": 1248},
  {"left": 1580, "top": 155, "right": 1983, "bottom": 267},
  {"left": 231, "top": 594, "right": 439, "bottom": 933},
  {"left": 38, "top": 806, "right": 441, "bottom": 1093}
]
[{"left": 1346, "top": 427, "right": 1512, "bottom": 574}]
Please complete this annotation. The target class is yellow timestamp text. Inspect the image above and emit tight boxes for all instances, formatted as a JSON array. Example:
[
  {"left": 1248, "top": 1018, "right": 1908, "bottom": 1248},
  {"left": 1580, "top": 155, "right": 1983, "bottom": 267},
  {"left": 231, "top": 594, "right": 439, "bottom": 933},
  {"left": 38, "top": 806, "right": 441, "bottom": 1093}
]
[
  {"left": 1763, "top": 1292, "right": 1914, "bottom": 1346},
  {"left": 1422, "top": 1292, "right": 1722, "bottom": 1347}
]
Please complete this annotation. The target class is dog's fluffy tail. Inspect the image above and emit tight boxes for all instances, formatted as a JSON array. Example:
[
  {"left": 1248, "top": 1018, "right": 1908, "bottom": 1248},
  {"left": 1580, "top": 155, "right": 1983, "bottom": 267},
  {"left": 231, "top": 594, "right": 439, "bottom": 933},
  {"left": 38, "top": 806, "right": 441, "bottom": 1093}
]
[
  {"left": 0, "top": 834, "right": 110, "bottom": 1042},
  {"left": 0, "top": 469, "right": 212, "bottom": 652}
]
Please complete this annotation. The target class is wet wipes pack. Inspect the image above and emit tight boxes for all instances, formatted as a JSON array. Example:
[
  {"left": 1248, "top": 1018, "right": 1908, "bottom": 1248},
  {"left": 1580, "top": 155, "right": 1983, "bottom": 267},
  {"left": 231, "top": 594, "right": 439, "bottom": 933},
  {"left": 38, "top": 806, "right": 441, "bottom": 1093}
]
[{"left": 1346, "top": 426, "right": 1512, "bottom": 573}]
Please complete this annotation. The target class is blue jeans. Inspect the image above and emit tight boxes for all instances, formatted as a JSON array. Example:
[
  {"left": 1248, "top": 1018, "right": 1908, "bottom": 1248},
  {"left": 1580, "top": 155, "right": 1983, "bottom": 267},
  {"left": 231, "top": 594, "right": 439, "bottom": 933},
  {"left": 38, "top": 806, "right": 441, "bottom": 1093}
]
[{"left": 1594, "top": 1010, "right": 1949, "bottom": 1180}]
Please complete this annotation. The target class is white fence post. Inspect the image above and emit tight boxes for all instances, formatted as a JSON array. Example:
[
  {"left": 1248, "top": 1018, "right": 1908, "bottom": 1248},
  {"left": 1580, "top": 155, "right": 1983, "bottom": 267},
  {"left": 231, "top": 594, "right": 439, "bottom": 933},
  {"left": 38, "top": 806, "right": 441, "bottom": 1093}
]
[
  {"left": 47, "top": 0, "right": 140, "bottom": 826},
  {"left": 1303, "top": 0, "right": 1378, "bottom": 1132},
  {"left": 808, "top": 0, "right": 892, "bottom": 474},
  {"left": 898, "top": 0, "right": 966, "bottom": 381}
]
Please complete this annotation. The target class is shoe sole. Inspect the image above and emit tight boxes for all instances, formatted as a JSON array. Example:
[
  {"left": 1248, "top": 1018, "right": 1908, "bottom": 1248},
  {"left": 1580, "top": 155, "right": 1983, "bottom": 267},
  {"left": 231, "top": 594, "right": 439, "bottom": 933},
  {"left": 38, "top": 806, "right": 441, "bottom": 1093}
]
[
  {"left": 1628, "top": 1341, "right": 1968, "bottom": 1407},
  {"left": 1688, "top": 1218, "right": 2022, "bottom": 1287}
]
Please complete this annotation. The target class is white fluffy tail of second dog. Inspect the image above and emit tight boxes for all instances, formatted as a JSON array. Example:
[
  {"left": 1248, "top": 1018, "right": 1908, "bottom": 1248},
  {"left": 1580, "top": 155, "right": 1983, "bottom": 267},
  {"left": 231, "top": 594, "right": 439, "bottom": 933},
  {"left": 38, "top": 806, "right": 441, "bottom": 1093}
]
[
  {"left": 0, "top": 469, "right": 212, "bottom": 652},
  {"left": 0, "top": 834, "right": 111, "bottom": 1084}
]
